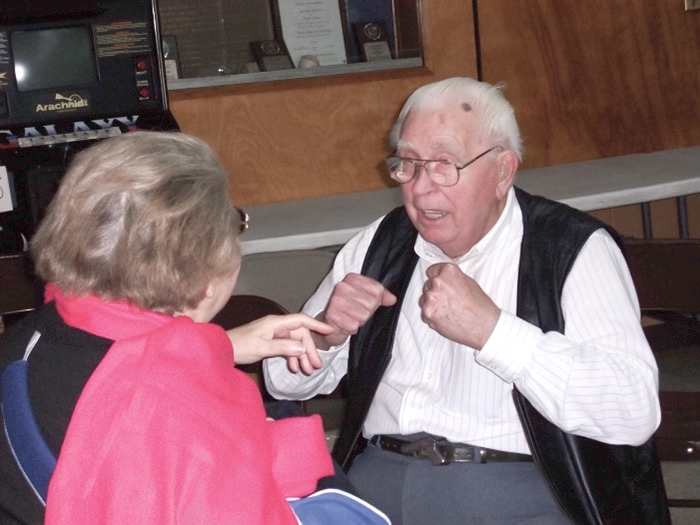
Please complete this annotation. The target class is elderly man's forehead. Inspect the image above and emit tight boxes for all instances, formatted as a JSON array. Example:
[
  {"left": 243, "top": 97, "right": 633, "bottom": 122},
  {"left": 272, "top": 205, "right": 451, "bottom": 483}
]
[{"left": 399, "top": 105, "right": 480, "bottom": 137}]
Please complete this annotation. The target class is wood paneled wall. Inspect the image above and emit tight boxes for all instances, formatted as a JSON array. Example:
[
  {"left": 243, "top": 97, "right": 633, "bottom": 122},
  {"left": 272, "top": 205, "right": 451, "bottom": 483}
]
[
  {"left": 169, "top": 1, "right": 476, "bottom": 206},
  {"left": 478, "top": 0, "right": 700, "bottom": 238},
  {"left": 169, "top": 0, "right": 699, "bottom": 237},
  {"left": 479, "top": 0, "right": 700, "bottom": 167}
]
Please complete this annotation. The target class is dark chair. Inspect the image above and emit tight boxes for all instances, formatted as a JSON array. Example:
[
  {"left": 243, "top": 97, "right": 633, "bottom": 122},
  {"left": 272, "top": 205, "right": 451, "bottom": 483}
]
[
  {"left": 211, "top": 294, "right": 288, "bottom": 329},
  {"left": 623, "top": 239, "right": 700, "bottom": 350},
  {"left": 210, "top": 294, "right": 288, "bottom": 401},
  {"left": 623, "top": 239, "right": 700, "bottom": 511},
  {"left": 0, "top": 252, "right": 43, "bottom": 332},
  {"left": 211, "top": 294, "right": 344, "bottom": 450}
]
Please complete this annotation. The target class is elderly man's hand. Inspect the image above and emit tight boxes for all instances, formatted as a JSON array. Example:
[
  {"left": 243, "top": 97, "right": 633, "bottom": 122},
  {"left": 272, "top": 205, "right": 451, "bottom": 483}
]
[
  {"left": 227, "top": 313, "right": 333, "bottom": 368},
  {"left": 314, "top": 273, "right": 397, "bottom": 350},
  {"left": 419, "top": 263, "right": 501, "bottom": 350}
]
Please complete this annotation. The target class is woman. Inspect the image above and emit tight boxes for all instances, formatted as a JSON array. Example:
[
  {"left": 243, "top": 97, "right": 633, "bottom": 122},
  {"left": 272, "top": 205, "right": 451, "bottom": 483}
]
[{"left": 0, "top": 132, "right": 385, "bottom": 524}]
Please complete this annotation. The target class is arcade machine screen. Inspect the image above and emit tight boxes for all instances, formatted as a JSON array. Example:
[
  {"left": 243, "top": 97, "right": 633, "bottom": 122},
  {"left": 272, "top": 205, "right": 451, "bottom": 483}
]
[{"left": 12, "top": 26, "right": 98, "bottom": 93}]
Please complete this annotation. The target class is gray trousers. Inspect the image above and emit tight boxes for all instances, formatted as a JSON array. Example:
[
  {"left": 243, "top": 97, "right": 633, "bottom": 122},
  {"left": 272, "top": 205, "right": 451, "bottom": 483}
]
[{"left": 347, "top": 444, "right": 573, "bottom": 525}]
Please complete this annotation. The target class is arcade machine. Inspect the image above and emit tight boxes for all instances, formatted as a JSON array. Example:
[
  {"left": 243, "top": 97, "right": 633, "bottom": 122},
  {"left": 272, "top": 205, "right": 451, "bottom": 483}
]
[{"left": 0, "top": 0, "right": 179, "bottom": 325}]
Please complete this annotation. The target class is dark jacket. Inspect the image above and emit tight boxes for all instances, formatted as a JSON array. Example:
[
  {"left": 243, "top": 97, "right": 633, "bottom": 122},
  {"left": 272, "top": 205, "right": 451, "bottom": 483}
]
[
  {"left": 333, "top": 187, "right": 669, "bottom": 524},
  {"left": 0, "top": 304, "right": 113, "bottom": 524}
]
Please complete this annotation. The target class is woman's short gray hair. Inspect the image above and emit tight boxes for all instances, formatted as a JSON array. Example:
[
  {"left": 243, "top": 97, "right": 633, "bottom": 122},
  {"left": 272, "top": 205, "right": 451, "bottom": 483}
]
[
  {"left": 31, "top": 131, "right": 241, "bottom": 314},
  {"left": 389, "top": 77, "right": 523, "bottom": 160}
]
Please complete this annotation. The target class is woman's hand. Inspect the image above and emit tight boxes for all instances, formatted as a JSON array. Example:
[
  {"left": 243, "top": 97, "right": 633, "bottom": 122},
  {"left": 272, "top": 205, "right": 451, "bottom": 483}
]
[{"left": 226, "top": 313, "right": 333, "bottom": 369}]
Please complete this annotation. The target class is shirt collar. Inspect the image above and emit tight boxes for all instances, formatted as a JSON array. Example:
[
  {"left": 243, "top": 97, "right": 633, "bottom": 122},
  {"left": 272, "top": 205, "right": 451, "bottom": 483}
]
[{"left": 414, "top": 187, "right": 520, "bottom": 264}]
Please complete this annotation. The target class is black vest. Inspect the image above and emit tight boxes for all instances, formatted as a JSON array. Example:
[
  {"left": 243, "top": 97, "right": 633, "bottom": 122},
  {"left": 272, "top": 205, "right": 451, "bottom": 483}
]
[{"left": 334, "top": 187, "right": 669, "bottom": 524}]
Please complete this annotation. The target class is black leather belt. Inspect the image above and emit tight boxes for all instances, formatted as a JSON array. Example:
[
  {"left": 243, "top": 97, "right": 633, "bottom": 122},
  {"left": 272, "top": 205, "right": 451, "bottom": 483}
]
[{"left": 370, "top": 435, "right": 533, "bottom": 466}]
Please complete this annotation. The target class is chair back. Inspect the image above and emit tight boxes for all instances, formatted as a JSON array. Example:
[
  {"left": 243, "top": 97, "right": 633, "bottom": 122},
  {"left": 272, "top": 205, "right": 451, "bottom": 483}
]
[
  {"left": 211, "top": 294, "right": 288, "bottom": 329},
  {"left": 623, "top": 239, "right": 700, "bottom": 313},
  {"left": 0, "top": 253, "right": 43, "bottom": 330}
]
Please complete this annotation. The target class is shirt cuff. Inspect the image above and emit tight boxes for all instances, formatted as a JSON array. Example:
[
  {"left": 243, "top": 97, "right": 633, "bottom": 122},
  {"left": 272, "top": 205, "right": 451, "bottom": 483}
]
[
  {"left": 318, "top": 340, "right": 346, "bottom": 363},
  {"left": 475, "top": 310, "right": 540, "bottom": 382}
]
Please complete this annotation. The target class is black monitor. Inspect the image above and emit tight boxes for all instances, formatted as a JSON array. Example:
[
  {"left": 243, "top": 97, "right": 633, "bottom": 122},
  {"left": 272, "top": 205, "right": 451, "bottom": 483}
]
[{"left": 12, "top": 26, "right": 98, "bottom": 93}]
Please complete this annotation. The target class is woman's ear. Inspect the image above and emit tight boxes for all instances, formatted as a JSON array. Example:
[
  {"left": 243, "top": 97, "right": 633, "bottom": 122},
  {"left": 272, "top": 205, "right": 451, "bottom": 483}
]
[{"left": 496, "top": 149, "right": 519, "bottom": 199}]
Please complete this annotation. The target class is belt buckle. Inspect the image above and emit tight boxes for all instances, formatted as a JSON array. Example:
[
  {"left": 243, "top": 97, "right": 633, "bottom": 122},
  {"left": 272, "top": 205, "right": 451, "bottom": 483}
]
[
  {"left": 399, "top": 436, "right": 450, "bottom": 466},
  {"left": 448, "top": 445, "right": 485, "bottom": 463}
]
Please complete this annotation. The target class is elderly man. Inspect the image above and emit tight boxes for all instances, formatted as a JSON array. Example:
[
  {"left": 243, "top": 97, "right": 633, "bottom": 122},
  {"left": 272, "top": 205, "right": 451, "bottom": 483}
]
[{"left": 264, "top": 77, "right": 668, "bottom": 524}]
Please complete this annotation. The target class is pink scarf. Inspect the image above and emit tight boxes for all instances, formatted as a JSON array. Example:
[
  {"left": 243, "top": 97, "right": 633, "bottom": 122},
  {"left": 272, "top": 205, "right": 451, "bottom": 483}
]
[{"left": 44, "top": 284, "right": 333, "bottom": 524}]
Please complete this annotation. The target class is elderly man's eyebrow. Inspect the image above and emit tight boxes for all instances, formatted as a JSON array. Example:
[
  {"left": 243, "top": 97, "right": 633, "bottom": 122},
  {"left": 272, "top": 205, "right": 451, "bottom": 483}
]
[{"left": 432, "top": 141, "right": 465, "bottom": 157}]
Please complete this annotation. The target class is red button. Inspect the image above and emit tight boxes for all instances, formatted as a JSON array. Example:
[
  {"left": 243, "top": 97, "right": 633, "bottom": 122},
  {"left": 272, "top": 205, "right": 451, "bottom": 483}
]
[
  {"left": 139, "top": 87, "right": 150, "bottom": 98},
  {"left": 136, "top": 59, "right": 148, "bottom": 71}
]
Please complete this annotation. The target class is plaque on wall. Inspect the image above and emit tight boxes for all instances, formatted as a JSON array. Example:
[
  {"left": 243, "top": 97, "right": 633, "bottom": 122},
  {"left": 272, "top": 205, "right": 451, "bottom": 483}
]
[
  {"left": 250, "top": 39, "right": 294, "bottom": 71},
  {"left": 354, "top": 20, "right": 392, "bottom": 61},
  {"left": 161, "top": 35, "right": 181, "bottom": 80}
]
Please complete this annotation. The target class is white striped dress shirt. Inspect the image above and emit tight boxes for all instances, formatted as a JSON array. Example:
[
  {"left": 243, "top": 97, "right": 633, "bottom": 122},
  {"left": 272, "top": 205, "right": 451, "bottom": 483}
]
[{"left": 264, "top": 188, "right": 661, "bottom": 453}]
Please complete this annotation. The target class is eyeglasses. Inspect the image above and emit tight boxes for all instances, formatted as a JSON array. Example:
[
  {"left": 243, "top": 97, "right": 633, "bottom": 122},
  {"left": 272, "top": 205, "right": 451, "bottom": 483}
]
[
  {"left": 385, "top": 146, "right": 502, "bottom": 187},
  {"left": 235, "top": 206, "right": 250, "bottom": 233}
]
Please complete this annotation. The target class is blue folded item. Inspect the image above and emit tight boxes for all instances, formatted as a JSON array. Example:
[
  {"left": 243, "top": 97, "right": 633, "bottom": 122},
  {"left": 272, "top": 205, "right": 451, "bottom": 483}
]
[{"left": 289, "top": 488, "right": 391, "bottom": 524}]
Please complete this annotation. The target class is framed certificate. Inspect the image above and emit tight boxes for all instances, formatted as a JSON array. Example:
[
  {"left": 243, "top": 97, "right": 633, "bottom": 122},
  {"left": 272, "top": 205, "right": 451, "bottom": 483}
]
[{"left": 273, "top": 0, "right": 348, "bottom": 67}]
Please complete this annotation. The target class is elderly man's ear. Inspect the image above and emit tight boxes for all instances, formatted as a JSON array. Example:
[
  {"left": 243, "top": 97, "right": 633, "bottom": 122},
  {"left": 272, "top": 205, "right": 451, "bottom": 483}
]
[{"left": 496, "top": 149, "right": 519, "bottom": 199}]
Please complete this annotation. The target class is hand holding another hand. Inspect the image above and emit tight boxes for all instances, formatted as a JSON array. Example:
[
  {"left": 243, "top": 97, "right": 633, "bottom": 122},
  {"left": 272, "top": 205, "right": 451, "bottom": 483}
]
[{"left": 227, "top": 313, "right": 333, "bottom": 368}]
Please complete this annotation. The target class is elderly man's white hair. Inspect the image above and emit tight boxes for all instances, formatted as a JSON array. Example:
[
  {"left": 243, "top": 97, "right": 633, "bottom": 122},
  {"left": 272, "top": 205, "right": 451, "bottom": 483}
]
[{"left": 389, "top": 77, "right": 523, "bottom": 161}]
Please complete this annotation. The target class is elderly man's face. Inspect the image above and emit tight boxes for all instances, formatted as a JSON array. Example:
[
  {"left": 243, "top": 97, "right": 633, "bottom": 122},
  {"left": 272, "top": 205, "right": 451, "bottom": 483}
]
[{"left": 397, "top": 107, "right": 513, "bottom": 259}]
